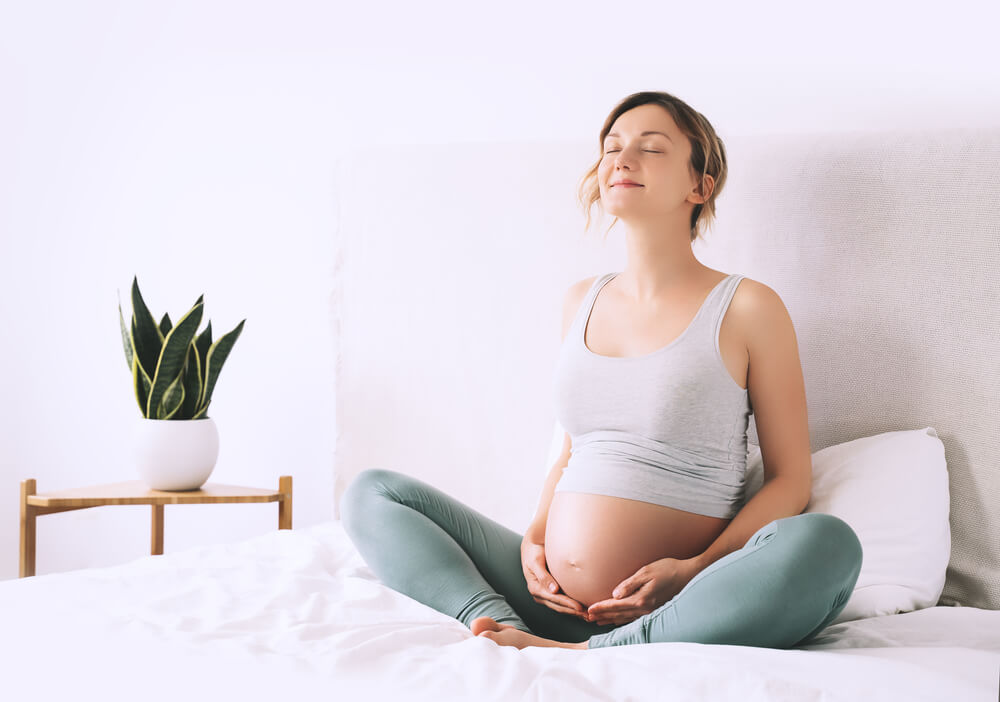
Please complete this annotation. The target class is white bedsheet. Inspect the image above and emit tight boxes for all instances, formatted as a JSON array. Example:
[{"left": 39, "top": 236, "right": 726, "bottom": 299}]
[{"left": 1, "top": 521, "right": 997, "bottom": 702}]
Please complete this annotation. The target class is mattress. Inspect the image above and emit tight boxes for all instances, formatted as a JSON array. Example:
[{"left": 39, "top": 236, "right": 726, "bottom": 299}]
[{"left": 1, "top": 521, "right": 997, "bottom": 702}]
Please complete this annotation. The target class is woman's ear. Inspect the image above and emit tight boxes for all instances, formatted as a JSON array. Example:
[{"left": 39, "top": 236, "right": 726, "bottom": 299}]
[{"left": 695, "top": 173, "right": 715, "bottom": 203}]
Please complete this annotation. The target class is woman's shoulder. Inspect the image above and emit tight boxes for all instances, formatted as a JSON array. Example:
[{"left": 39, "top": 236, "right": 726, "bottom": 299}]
[
  {"left": 727, "top": 275, "right": 798, "bottom": 354},
  {"left": 564, "top": 273, "right": 605, "bottom": 305},
  {"left": 729, "top": 275, "right": 786, "bottom": 315}
]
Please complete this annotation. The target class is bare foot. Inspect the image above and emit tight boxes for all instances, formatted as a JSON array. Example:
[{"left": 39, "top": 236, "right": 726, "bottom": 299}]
[{"left": 470, "top": 617, "right": 588, "bottom": 650}]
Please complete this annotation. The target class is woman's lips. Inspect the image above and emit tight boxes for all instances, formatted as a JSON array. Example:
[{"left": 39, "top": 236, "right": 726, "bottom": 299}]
[{"left": 612, "top": 184, "right": 643, "bottom": 188}]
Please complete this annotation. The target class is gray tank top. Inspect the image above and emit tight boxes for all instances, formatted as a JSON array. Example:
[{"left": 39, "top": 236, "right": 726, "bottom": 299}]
[{"left": 552, "top": 272, "right": 752, "bottom": 519}]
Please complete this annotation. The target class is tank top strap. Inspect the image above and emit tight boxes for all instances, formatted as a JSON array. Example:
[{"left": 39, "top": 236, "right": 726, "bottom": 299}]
[
  {"left": 572, "top": 272, "right": 618, "bottom": 331},
  {"left": 708, "top": 274, "right": 746, "bottom": 337},
  {"left": 572, "top": 272, "right": 744, "bottom": 347}
]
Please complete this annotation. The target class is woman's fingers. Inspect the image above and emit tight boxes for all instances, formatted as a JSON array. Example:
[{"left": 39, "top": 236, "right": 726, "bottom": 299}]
[
  {"left": 525, "top": 572, "right": 587, "bottom": 615},
  {"left": 529, "top": 585, "right": 586, "bottom": 613},
  {"left": 531, "top": 596, "right": 586, "bottom": 616},
  {"left": 522, "top": 563, "right": 546, "bottom": 590},
  {"left": 526, "top": 562, "right": 584, "bottom": 609},
  {"left": 588, "top": 605, "right": 645, "bottom": 625},
  {"left": 587, "top": 603, "right": 652, "bottom": 626},
  {"left": 530, "top": 562, "right": 561, "bottom": 595},
  {"left": 530, "top": 592, "right": 578, "bottom": 613},
  {"left": 520, "top": 543, "right": 590, "bottom": 617},
  {"left": 549, "top": 592, "right": 587, "bottom": 613},
  {"left": 586, "top": 592, "right": 655, "bottom": 623},
  {"left": 522, "top": 552, "right": 549, "bottom": 589},
  {"left": 525, "top": 566, "right": 558, "bottom": 599}
]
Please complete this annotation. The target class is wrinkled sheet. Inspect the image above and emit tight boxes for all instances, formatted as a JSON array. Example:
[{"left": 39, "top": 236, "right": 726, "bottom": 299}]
[{"left": 1, "top": 521, "right": 997, "bottom": 702}]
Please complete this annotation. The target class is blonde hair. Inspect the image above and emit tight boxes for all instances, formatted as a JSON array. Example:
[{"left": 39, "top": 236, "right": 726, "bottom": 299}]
[{"left": 577, "top": 91, "right": 728, "bottom": 244}]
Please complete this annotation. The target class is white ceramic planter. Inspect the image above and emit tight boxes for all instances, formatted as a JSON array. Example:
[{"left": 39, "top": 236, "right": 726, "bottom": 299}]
[{"left": 132, "top": 416, "right": 220, "bottom": 491}]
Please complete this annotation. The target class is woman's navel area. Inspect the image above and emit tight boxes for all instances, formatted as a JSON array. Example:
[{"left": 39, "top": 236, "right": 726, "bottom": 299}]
[{"left": 542, "top": 491, "right": 730, "bottom": 607}]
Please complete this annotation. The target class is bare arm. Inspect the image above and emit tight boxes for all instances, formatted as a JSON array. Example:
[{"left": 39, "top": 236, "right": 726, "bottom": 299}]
[
  {"left": 524, "top": 434, "right": 571, "bottom": 543},
  {"left": 524, "top": 275, "right": 593, "bottom": 542},
  {"left": 692, "top": 281, "right": 812, "bottom": 572},
  {"left": 517, "top": 276, "right": 594, "bottom": 617}
]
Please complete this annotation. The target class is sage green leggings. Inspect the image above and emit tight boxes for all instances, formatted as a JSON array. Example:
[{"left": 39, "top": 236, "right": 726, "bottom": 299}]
[{"left": 340, "top": 468, "right": 863, "bottom": 648}]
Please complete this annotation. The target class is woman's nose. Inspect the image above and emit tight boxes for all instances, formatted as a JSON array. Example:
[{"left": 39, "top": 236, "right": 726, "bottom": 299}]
[{"left": 614, "top": 147, "right": 637, "bottom": 167}]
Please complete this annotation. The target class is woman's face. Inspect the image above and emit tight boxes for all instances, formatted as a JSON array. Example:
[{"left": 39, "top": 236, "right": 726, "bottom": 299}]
[{"left": 597, "top": 104, "right": 700, "bottom": 221}]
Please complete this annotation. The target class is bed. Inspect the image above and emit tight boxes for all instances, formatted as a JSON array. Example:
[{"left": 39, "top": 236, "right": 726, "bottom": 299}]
[
  {"left": 4, "top": 126, "right": 999, "bottom": 701},
  {"left": 1, "top": 521, "right": 998, "bottom": 701}
]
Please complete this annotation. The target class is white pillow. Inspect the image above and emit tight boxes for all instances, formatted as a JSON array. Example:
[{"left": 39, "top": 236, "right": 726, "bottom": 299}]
[{"left": 744, "top": 427, "right": 950, "bottom": 624}]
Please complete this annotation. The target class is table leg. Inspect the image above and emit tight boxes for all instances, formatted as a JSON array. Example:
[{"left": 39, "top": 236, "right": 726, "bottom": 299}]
[
  {"left": 151, "top": 504, "right": 164, "bottom": 555},
  {"left": 19, "top": 479, "right": 37, "bottom": 578},
  {"left": 278, "top": 475, "right": 292, "bottom": 529}
]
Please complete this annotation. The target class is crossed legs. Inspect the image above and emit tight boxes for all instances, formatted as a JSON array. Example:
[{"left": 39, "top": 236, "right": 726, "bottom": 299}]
[{"left": 340, "top": 468, "right": 863, "bottom": 649}]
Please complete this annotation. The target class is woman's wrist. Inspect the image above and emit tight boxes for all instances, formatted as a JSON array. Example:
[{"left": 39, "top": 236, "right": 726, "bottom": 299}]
[
  {"left": 685, "top": 553, "right": 710, "bottom": 579},
  {"left": 523, "top": 521, "right": 546, "bottom": 545}
]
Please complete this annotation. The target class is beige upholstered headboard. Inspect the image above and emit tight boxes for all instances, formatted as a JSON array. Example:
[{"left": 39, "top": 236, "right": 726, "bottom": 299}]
[{"left": 331, "top": 128, "right": 1000, "bottom": 610}]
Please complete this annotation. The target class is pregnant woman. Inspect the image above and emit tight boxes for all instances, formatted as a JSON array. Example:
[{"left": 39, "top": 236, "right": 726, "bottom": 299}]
[{"left": 340, "top": 90, "right": 863, "bottom": 650}]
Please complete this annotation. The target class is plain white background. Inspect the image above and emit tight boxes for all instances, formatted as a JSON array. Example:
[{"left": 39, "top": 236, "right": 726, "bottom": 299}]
[{"left": 1, "top": 0, "right": 998, "bottom": 580}]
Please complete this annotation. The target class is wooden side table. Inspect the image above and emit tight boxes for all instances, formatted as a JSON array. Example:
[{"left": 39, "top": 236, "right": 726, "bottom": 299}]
[{"left": 19, "top": 475, "right": 292, "bottom": 578}]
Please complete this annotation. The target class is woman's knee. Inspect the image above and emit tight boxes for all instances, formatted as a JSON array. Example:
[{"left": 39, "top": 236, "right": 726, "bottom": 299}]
[
  {"left": 339, "top": 468, "right": 405, "bottom": 531},
  {"left": 782, "top": 512, "right": 863, "bottom": 582}
]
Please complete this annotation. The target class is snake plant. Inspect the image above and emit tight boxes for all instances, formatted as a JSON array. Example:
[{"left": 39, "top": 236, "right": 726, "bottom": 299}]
[{"left": 118, "top": 276, "right": 245, "bottom": 419}]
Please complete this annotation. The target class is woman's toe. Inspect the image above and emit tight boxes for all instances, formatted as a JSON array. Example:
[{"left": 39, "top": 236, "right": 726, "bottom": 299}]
[{"left": 471, "top": 616, "right": 504, "bottom": 636}]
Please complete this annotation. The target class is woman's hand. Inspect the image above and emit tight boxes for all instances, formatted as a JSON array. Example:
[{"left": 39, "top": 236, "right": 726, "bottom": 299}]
[
  {"left": 585, "top": 557, "right": 702, "bottom": 627},
  {"left": 521, "top": 537, "right": 589, "bottom": 619}
]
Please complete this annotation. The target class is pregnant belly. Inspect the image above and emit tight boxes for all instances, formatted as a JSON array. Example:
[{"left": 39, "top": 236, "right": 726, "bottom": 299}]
[{"left": 543, "top": 492, "right": 731, "bottom": 607}]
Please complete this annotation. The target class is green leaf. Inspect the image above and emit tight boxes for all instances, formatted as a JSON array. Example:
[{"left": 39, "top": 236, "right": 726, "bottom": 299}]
[
  {"left": 131, "top": 318, "right": 156, "bottom": 384},
  {"left": 158, "top": 312, "right": 172, "bottom": 337},
  {"left": 158, "top": 373, "right": 185, "bottom": 419},
  {"left": 146, "top": 299, "right": 204, "bottom": 419},
  {"left": 118, "top": 291, "right": 134, "bottom": 373},
  {"left": 180, "top": 342, "right": 202, "bottom": 419},
  {"left": 198, "top": 319, "right": 245, "bottom": 414},
  {"left": 131, "top": 352, "right": 151, "bottom": 417},
  {"left": 130, "top": 277, "right": 163, "bottom": 380},
  {"left": 195, "top": 320, "right": 213, "bottom": 407}
]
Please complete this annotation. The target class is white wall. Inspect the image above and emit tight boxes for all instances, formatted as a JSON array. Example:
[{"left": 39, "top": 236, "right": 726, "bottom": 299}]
[{"left": 1, "top": 0, "right": 997, "bottom": 580}]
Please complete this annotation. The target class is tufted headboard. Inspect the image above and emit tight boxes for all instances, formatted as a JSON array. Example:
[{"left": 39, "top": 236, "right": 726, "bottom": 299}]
[{"left": 331, "top": 128, "right": 1000, "bottom": 611}]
